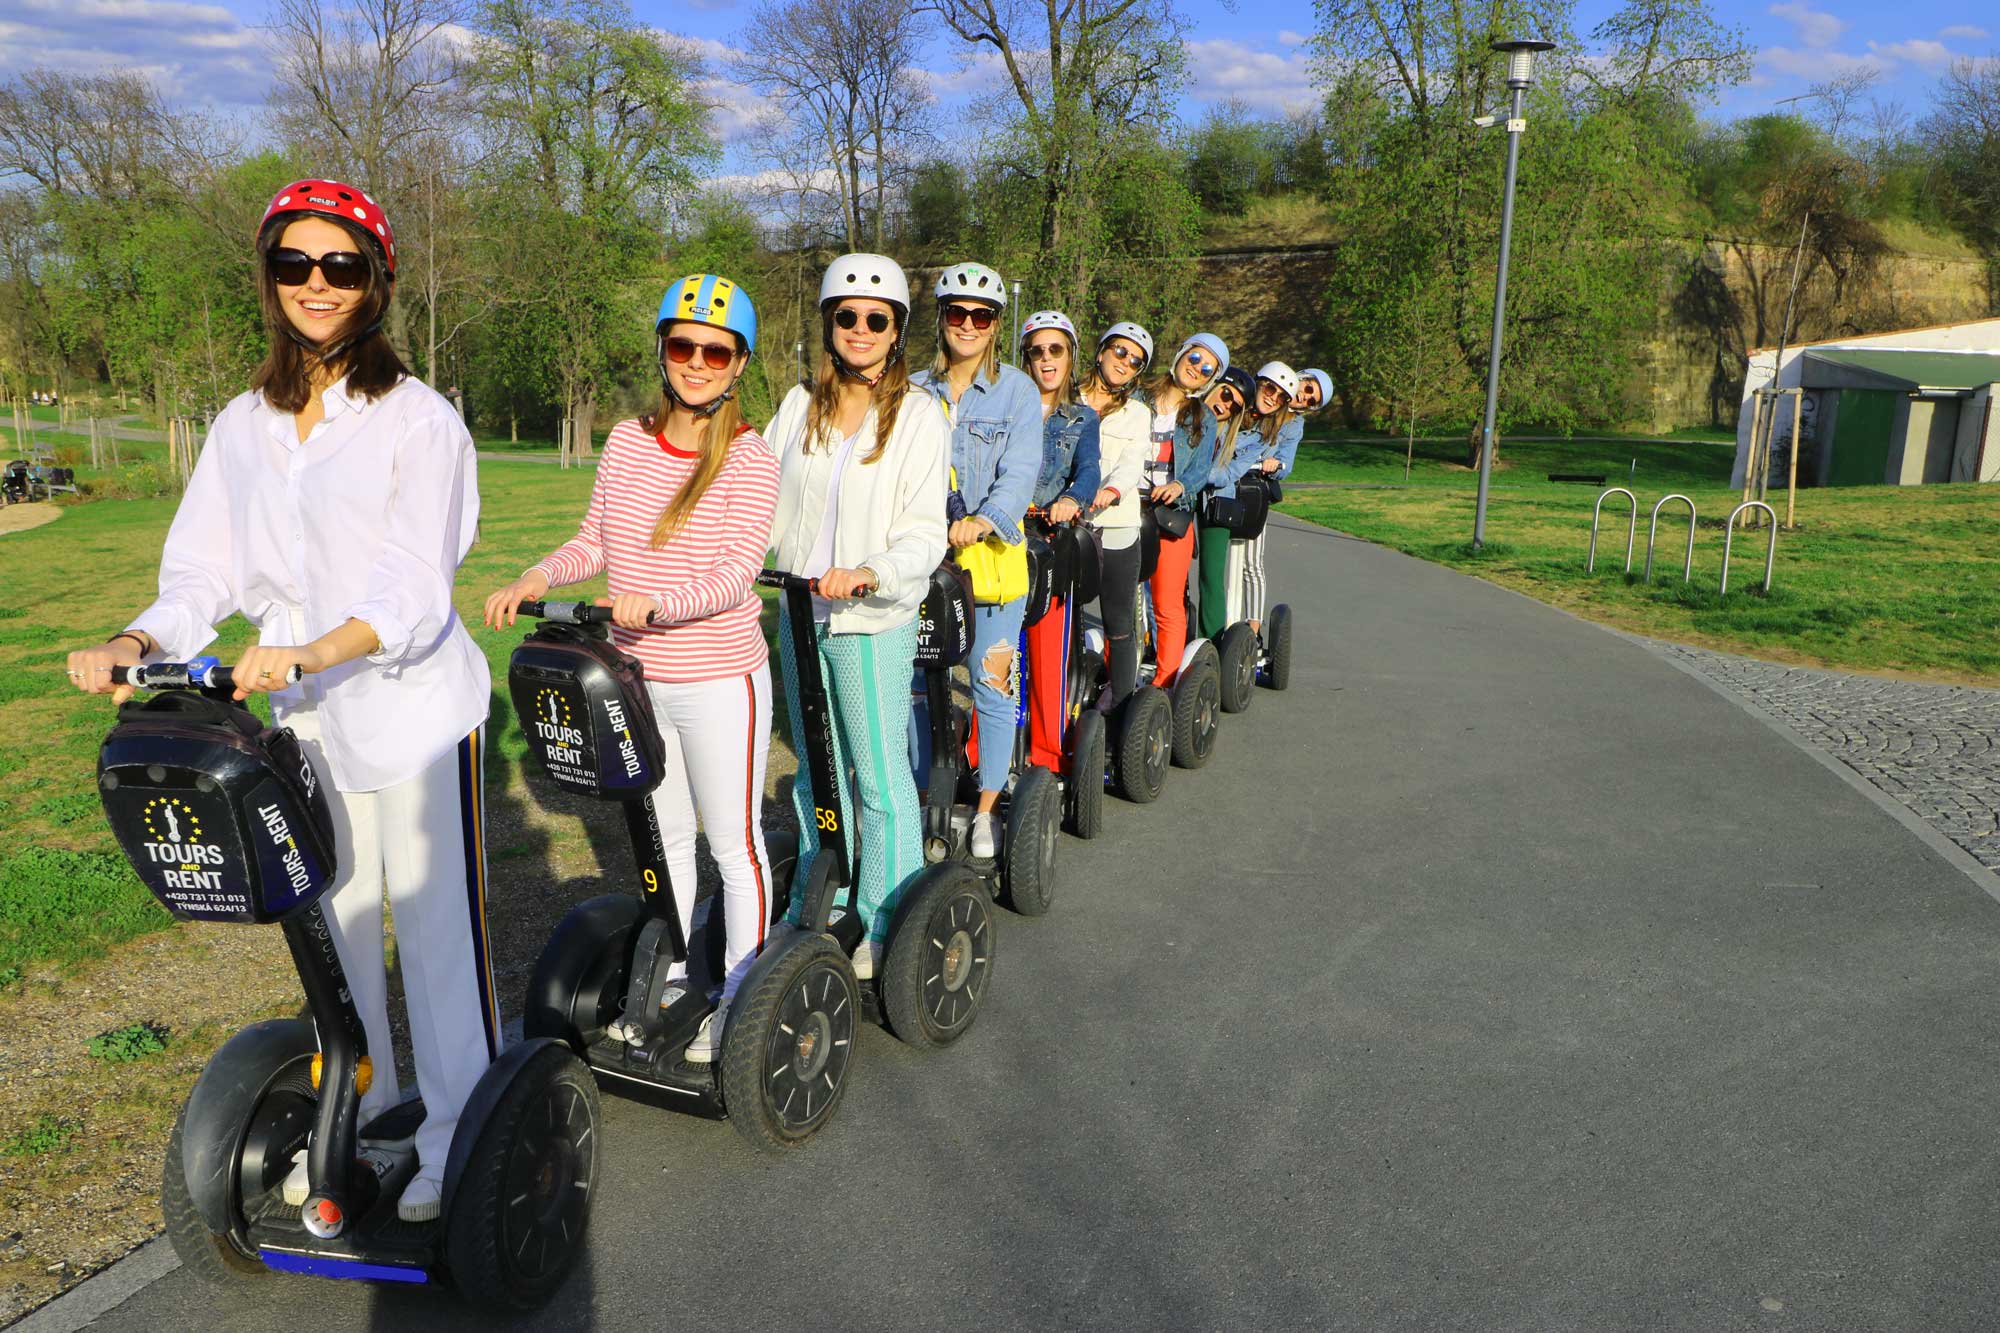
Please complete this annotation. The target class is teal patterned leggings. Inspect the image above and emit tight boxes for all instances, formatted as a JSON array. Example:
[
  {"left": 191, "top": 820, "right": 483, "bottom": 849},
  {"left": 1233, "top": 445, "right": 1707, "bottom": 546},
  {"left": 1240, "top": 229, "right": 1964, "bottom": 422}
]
[{"left": 777, "top": 616, "right": 923, "bottom": 944}]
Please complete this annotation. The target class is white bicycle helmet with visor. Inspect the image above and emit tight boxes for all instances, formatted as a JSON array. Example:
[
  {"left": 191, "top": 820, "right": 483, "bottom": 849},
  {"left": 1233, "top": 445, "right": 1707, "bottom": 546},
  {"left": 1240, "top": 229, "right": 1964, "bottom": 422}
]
[
  {"left": 935, "top": 262, "right": 1008, "bottom": 307},
  {"left": 819, "top": 252, "right": 912, "bottom": 383}
]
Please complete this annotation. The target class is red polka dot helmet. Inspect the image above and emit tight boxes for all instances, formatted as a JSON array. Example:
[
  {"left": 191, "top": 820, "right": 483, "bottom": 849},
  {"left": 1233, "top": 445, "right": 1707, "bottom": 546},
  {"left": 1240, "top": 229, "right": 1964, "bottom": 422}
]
[{"left": 259, "top": 179, "right": 396, "bottom": 279}]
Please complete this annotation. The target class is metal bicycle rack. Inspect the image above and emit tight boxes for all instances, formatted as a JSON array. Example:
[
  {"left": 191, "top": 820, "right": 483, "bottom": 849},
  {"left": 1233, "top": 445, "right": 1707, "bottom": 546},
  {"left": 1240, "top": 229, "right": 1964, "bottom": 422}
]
[
  {"left": 1719, "top": 500, "right": 1777, "bottom": 595},
  {"left": 1586, "top": 487, "right": 1637, "bottom": 574},
  {"left": 1643, "top": 494, "right": 1697, "bottom": 584}
]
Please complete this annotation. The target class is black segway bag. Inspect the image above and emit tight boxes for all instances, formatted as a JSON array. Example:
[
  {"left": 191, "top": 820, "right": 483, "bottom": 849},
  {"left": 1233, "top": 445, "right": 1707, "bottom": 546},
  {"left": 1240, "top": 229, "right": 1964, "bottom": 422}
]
[
  {"left": 97, "top": 694, "right": 337, "bottom": 924},
  {"left": 1139, "top": 506, "right": 1162, "bottom": 581},
  {"left": 1064, "top": 523, "right": 1103, "bottom": 605},
  {"left": 1022, "top": 533, "right": 1056, "bottom": 626},
  {"left": 1200, "top": 478, "right": 1272, "bottom": 540},
  {"left": 508, "top": 623, "right": 666, "bottom": 800},
  {"left": 916, "top": 561, "right": 975, "bottom": 669}
]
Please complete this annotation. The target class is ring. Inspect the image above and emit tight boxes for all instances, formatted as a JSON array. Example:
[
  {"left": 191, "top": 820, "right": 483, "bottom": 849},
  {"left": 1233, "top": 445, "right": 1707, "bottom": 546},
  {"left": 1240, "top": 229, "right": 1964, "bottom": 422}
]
[
  {"left": 68, "top": 670, "right": 80, "bottom": 678},
  {"left": 260, "top": 670, "right": 273, "bottom": 679}
]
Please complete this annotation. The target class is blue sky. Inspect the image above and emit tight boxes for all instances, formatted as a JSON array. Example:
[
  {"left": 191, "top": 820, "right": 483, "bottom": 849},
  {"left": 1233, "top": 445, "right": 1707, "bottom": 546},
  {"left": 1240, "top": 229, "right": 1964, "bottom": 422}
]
[{"left": 0, "top": 0, "right": 1990, "bottom": 170}]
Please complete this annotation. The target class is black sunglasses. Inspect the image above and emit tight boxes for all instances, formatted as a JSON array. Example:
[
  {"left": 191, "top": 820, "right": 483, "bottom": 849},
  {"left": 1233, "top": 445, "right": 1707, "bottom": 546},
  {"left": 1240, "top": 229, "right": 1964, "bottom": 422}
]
[
  {"left": 1103, "top": 344, "right": 1146, "bottom": 366},
  {"left": 833, "top": 308, "right": 892, "bottom": 333},
  {"left": 267, "top": 247, "right": 369, "bottom": 290},
  {"left": 943, "top": 304, "right": 997, "bottom": 330},
  {"left": 1216, "top": 386, "right": 1241, "bottom": 408},
  {"left": 664, "top": 336, "right": 737, "bottom": 371},
  {"left": 1023, "top": 342, "right": 1067, "bottom": 362}
]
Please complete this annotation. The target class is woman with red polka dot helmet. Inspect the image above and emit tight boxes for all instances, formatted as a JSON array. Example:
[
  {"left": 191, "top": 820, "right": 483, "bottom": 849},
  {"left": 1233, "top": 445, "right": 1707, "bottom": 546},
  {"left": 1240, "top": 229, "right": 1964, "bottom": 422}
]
[{"left": 261, "top": 179, "right": 397, "bottom": 275}]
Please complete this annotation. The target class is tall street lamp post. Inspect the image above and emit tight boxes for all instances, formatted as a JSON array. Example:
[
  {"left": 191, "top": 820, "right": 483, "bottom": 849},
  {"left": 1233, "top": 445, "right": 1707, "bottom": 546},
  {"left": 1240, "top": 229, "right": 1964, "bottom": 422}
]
[{"left": 1470, "top": 37, "right": 1555, "bottom": 552}]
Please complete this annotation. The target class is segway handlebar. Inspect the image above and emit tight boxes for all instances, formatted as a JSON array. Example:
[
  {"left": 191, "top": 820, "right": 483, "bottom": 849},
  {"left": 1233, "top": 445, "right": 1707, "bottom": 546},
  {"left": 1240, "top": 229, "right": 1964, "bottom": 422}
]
[
  {"left": 110, "top": 656, "right": 303, "bottom": 691},
  {"left": 515, "top": 599, "right": 658, "bottom": 626},
  {"left": 756, "top": 569, "right": 871, "bottom": 599}
]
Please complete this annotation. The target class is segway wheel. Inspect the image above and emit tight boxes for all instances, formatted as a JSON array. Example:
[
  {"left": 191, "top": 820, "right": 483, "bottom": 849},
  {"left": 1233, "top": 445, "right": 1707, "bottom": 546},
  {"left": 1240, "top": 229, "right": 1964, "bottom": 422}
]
[
  {"left": 723, "top": 932, "right": 859, "bottom": 1152},
  {"left": 1066, "top": 709, "right": 1107, "bottom": 839},
  {"left": 1170, "top": 648, "right": 1221, "bottom": 770},
  {"left": 1001, "top": 766, "right": 1061, "bottom": 916},
  {"left": 1113, "top": 688, "right": 1171, "bottom": 805},
  {"left": 1217, "top": 623, "right": 1257, "bottom": 715},
  {"left": 1262, "top": 604, "right": 1293, "bottom": 691},
  {"left": 883, "top": 863, "right": 996, "bottom": 1049}
]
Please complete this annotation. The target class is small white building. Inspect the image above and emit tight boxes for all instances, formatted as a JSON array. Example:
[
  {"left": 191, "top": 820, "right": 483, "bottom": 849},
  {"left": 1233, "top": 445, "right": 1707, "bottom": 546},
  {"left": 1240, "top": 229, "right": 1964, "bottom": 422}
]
[{"left": 1733, "top": 317, "right": 2000, "bottom": 488}]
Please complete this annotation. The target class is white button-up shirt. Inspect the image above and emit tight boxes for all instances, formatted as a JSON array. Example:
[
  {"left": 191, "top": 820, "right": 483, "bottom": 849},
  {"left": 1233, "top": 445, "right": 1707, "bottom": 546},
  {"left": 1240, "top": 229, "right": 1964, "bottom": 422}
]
[{"left": 129, "top": 376, "right": 490, "bottom": 792}]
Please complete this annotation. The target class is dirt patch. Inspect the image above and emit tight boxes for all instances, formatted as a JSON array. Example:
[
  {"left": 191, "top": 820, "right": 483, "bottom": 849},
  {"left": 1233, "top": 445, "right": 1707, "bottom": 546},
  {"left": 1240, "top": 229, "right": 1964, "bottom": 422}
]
[
  {"left": 0, "top": 742, "right": 800, "bottom": 1324},
  {"left": 0, "top": 504, "right": 61, "bottom": 537}
]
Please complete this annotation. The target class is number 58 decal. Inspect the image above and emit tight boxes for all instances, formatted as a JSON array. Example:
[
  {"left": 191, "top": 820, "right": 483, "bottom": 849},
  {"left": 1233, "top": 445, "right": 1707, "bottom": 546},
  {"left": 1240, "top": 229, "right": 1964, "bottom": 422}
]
[{"left": 815, "top": 807, "right": 839, "bottom": 833}]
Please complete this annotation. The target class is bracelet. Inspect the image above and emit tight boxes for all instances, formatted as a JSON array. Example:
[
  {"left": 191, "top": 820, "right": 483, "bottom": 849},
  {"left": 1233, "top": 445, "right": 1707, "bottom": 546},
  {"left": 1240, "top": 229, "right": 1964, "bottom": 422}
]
[{"left": 105, "top": 631, "right": 150, "bottom": 656}]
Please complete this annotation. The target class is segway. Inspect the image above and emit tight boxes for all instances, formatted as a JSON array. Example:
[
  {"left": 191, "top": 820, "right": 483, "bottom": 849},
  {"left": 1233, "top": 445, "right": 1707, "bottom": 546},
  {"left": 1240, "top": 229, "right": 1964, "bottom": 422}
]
[
  {"left": 1200, "top": 470, "right": 1276, "bottom": 714},
  {"left": 1024, "top": 508, "right": 1108, "bottom": 841},
  {"left": 763, "top": 572, "right": 998, "bottom": 1050},
  {"left": 915, "top": 551, "right": 1063, "bottom": 916},
  {"left": 98, "top": 659, "right": 596, "bottom": 1312},
  {"left": 1130, "top": 498, "right": 1222, "bottom": 771}
]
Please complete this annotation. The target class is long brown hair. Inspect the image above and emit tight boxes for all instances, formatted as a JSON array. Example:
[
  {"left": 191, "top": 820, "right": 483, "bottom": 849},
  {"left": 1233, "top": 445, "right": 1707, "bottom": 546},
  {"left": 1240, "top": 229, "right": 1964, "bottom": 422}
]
[
  {"left": 640, "top": 389, "right": 746, "bottom": 545},
  {"left": 1250, "top": 390, "right": 1296, "bottom": 447},
  {"left": 1142, "top": 370, "right": 1205, "bottom": 435},
  {"left": 805, "top": 306, "right": 910, "bottom": 465},
  {"left": 250, "top": 215, "right": 407, "bottom": 413}
]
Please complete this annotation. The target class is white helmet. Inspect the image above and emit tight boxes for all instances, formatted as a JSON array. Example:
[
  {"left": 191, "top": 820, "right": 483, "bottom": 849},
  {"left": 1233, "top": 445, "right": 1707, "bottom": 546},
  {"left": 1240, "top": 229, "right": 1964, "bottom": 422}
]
[
  {"left": 1301, "top": 368, "right": 1332, "bottom": 407},
  {"left": 1097, "top": 321, "right": 1154, "bottom": 369},
  {"left": 1173, "top": 333, "right": 1230, "bottom": 396},
  {"left": 1256, "top": 361, "right": 1301, "bottom": 403},
  {"left": 1019, "top": 309, "right": 1077, "bottom": 349},
  {"left": 935, "top": 262, "right": 1007, "bottom": 307},
  {"left": 820, "top": 253, "right": 910, "bottom": 317}
]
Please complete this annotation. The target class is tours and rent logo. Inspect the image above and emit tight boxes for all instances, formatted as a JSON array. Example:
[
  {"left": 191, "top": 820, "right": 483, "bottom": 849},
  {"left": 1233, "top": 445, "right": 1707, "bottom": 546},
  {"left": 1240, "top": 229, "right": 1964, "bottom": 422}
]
[
  {"left": 139, "top": 796, "right": 225, "bottom": 893},
  {"left": 533, "top": 688, "right": 588, "bottom": 770},
  {"left": 602, "top": 696, "right": 643, "bottom": 781},
  {"left": 255, "top": 800, "right": 316, "bottom": 903}
]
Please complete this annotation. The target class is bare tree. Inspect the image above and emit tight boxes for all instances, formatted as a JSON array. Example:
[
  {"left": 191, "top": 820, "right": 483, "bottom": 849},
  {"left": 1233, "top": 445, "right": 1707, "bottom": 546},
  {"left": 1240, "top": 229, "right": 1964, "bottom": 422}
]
[
  {"left": 733, "top": 0, "right": 936, "bottom": 252},
  {"left": 0, "top": 70, "right": 203, "bottom": 197},
  {"left": 1805, "top": 66, "right": 1879, "bottom": 141}
]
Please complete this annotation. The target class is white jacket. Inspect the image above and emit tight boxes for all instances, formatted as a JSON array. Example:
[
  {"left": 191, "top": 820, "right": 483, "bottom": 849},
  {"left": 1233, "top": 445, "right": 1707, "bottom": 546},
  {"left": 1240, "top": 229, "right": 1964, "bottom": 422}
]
[
  {"left": 1090, "top": 395, "right": 1153, "bottom": 542},
  {"left": 766, "top": 384, "right": 949, "bottom": 634}
]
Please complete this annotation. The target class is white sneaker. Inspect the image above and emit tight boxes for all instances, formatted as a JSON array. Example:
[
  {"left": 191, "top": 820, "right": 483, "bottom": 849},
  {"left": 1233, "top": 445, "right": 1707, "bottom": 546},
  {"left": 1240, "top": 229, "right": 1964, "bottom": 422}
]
[
  {"left": 396, "top": 1171, "right": 443, "bottom": 1223},
  {"left": 280, "top": 1154, "right": 310, "bottom": 1206},
  {"left": 970, "top": 811, "right": 1000, "bottom": 859},
  {"left": 850, "top": 939, "right": 879, "bottom": 980},
  {"left": 685, "top": 1001, "right": 728, "bottom": 1064}
]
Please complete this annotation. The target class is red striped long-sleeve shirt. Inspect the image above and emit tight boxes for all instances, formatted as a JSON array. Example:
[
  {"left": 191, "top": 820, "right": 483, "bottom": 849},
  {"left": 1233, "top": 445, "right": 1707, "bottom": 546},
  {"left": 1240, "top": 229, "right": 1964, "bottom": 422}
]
[{"left": 531, "top": 418, "right": 780, "bottom": 683}]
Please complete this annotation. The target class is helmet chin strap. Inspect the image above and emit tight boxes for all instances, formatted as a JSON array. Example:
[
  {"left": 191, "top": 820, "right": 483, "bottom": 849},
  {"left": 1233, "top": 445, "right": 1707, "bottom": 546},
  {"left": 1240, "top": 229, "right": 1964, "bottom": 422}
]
[
  {"left": 285, "top": 318, "right": 383, "bottom": 371},
  {"left": 656, "top": 336, "right": 743, "bottom": 418}
]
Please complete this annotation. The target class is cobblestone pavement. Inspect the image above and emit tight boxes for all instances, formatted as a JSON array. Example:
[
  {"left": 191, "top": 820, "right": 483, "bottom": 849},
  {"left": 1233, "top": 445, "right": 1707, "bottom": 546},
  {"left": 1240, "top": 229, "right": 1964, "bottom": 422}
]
[{"left": 1654, "top": 642, "right": 2000, "bottom": 873}]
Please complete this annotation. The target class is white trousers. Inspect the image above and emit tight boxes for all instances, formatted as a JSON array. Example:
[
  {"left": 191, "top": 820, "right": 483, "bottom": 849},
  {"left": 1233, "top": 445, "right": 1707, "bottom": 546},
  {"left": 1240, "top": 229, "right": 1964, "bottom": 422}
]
[
  {"left": 645, "top": 665, "right": 774, "bottom": 1005},
  {"left": 284, "top": 701, "right": 498, "bottom": 1180},
  {"left": 1242, "top": 532, "right": 1268, "bottom": 622}
]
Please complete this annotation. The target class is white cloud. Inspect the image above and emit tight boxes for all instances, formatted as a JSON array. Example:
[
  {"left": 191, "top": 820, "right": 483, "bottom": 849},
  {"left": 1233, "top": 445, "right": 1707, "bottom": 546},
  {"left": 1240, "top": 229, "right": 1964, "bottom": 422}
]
[
  {"left": 1868, "top": 38, "right": 1957, "bottom": 68},
  {"left": 923, "top": 49, "right": 1014, "bottom": 98},
  {"left": 1277, "top": 30, "right": 1310, "bottom": 48},
  {"left": 697, "top": 78, "right": 774, "bottom": 143},
  {"left": 1768, "top": 2, "right": 1847, "bottom": 50},
  {"left": 0, "top": 0, "right": 268, "bottom": 104},
  {"left": 1939, "top": 25, "right": 1989, "bottom": 40},
  {"left": 1183, "top": 37, "right": 1315, "bottom": 115},
  {"left": 1758, "top": 45, "right": 1885, "bottom": 81}
]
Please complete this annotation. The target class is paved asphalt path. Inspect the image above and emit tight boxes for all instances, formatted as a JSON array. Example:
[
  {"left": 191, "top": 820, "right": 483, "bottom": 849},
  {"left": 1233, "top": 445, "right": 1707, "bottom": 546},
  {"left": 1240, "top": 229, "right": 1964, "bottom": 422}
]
[{"left": 67, "top": 516, "right": 2000, "bottom": 1331}]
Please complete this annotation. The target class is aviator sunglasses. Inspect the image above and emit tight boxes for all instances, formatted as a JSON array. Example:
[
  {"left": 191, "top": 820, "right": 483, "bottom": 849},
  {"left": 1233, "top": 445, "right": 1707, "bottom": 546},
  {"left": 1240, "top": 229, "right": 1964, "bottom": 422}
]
[
  {"left": 1023, "top": 341, "right": 1068, "bottom": 363},
  {"left": 664, "top": 336, "right": 738, "bottom": 371},
  {"left": 943, "top": 304, "right": 998, "bottom": 331},
  {"left": 267, "top": 247, "right": 369, "bottom": 290},
  {"left": 833, "top": 308, "right": 892, "bottom": 333},
  {"left": 1103, "top": 343, "right": 1146, "bottom": 366}
]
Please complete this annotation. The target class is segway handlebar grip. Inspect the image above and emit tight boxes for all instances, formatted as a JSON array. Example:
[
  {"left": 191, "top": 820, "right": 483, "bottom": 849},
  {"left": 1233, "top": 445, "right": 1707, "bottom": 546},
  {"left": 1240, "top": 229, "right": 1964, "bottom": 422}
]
[
  {"left": 516, "top": 599, "right": 650, "bottom": 626},
  {"left": 112, "top": 659, "right": 303, "bottom": 690},
  {"left": 758, "top": 568, "right": 875, "bottom": 599}
]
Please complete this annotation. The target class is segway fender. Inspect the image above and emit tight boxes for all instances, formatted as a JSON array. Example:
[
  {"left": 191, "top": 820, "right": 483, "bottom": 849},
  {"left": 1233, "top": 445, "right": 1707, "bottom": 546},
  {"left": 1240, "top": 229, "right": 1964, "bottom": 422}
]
[
  {"left": 1176, "top": 638, "right": 1205, "bottom": 676},
  {"left": 440, "top": 1037, "right": 568, "bottom": 1225},
  {"left": 524, "top": 893, "right": 647, "bottom": 1050},
  {"left": 181, "top": 1018, "right": 318, "bottom": 1235}
]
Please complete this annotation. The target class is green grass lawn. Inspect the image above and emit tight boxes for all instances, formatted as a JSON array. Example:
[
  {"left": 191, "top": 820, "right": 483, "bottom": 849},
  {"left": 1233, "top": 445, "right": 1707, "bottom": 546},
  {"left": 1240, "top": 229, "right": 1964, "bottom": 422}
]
[{"left": 1281, "top": 428, "right": 2000, "bottom": 682}]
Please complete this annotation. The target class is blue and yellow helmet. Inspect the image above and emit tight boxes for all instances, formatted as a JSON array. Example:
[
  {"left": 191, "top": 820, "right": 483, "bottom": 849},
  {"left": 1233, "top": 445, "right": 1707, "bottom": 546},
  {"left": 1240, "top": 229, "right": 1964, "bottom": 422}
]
[{"left": 657, "top": 273, "right": 756, "bottom": 354}]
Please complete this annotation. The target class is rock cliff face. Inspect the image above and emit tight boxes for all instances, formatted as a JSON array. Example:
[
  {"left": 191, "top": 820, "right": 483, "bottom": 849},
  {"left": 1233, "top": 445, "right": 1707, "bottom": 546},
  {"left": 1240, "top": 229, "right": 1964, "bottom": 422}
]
[{"left": 1185, "top": 237, "right": 1993, "bottom": 432}]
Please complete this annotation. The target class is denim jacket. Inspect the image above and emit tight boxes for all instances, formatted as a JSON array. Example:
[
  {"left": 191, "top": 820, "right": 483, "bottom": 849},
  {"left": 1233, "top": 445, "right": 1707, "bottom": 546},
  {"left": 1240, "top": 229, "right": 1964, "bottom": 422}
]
[
  {"left": 1032, "top": 401, "right": 1101, "bottom": 508},
  {"left": 1221, "top": 415, "right": 1304, "bottom": 487},
  {"left": 913, "top": 363, "right": 1042, "bottom": 545},
  {"left": 1137, "top": 388, "right": 1218, "bottom": 514}
]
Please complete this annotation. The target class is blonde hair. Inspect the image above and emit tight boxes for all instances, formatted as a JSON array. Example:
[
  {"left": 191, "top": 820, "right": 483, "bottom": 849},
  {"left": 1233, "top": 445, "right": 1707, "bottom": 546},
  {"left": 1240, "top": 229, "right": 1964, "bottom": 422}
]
[
  {"left": 1025, "top": 334, "right": 1078, "bottom": 408},
  {"left": 806, "top": 307, "right": 910, "bottom": 466},
  {"left": 1213, "top": 407, "right": 1246, "bottom": 470},
  {"left": 641, "top": 393, "right": 746, "bottom": 545}
]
